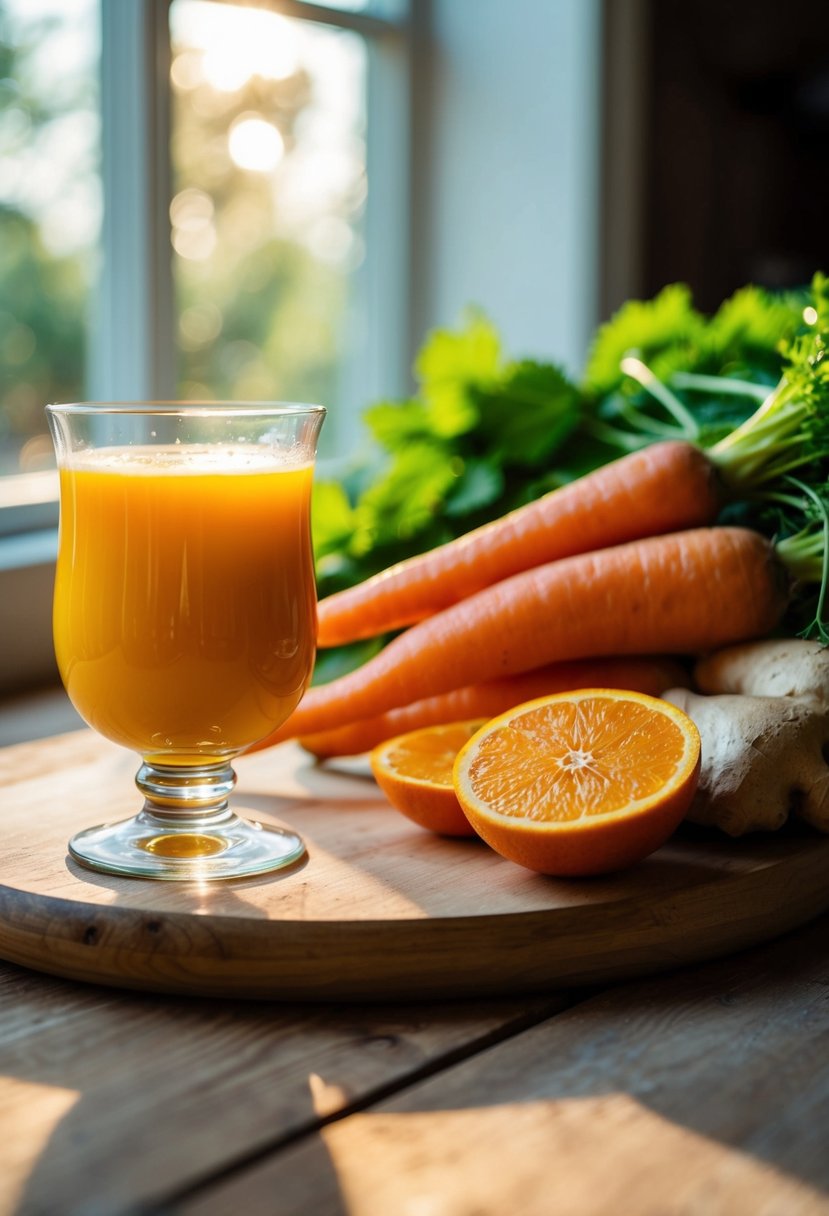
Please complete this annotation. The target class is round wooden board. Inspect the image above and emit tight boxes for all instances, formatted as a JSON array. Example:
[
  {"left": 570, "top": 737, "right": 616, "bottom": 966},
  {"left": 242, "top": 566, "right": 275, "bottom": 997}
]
[{"left": 1, "top": 731, "right": 828, "bottom": 1001}]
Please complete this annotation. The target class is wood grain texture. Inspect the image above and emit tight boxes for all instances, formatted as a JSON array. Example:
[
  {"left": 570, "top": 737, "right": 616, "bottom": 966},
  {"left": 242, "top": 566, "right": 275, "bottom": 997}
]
[
  {"left": 1, "top": 731, "right": 828, "bottom": 999},
  {"left": 0, "top": 960, "right": 565, "bottom": 1216},
  {"left": 178, "top": 916, "right": 829, "bottom": 1216}
]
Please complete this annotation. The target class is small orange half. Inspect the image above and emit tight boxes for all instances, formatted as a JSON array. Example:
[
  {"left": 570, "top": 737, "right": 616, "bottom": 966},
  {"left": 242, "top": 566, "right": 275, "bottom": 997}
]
[
  {"left": 370, "top": 720, "right": 487, "bottom": 837},
  {"left": 453, "top": 690, "right": 700, "bottom": 875}
]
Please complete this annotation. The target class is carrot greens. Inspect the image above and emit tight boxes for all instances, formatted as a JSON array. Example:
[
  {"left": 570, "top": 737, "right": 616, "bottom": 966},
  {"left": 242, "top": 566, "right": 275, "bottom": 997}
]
[{"left": 311, "top": 276, "right": 828, "bottom": 683}]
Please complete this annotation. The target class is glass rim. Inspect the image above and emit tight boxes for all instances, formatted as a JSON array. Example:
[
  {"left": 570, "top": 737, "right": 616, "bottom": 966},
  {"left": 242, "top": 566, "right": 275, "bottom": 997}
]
[{"left": 45, "top": 401, "right": 326, "bottom": 419}]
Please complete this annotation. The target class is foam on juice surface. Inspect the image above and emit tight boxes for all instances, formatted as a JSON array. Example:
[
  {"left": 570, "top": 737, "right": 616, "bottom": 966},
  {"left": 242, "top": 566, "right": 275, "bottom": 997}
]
[{"left": 65, "top": 444, "right": 312, "bottom": 475}]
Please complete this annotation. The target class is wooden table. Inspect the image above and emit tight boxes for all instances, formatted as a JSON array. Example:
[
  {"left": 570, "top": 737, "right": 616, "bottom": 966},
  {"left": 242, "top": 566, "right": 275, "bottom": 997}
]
[{"left": 2, "top": 717, "right": 829, "bottom": 1215}]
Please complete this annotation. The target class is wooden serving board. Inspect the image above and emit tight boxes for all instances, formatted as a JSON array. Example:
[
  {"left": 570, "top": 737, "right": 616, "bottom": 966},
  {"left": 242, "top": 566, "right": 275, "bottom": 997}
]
[{"left": 1, "top": 730, "right": 828, "bottom": 1001}]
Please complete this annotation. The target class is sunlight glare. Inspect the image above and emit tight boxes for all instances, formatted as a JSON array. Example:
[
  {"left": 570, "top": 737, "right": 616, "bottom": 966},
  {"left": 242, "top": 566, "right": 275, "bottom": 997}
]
[
  {"left": 18, "top": 434, "right": 56, "bottom": 471},
  {"left": 203, "top": 47, "right": 254, "bottom": 93},
  {"left": 172, "top": 1, "right": 299, "bottom": 92},
  {"left": 172, "top": 224, "right": 217, "bottom": 261},
  {"left": 170, "top": 188, "right": 217, "bottom": 260},
  {"left": 170, "top": 187, "right": 214, "bottom": 232},
  {"left": 306, "top": 216, "right": 358, "bottom": 267},
  {"left": 179, "top": 302, "right": 223, "bottom": 350},
  {"left": 170, "top": 49, "right": 204, "bottom": 91},
  {"left": 228, "top": 116, "right": 285, "bottom": 173}
]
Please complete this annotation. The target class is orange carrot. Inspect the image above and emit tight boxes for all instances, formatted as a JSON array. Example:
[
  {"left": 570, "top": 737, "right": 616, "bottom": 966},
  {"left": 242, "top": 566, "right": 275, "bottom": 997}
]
[
  {"left": 316, "top": 440, "right": 721, "bottom": 647},
  {"left": 294, "top": 656, "right": 689, "bottom": 757},
  {"left": 256, "top": 527, "right": 786, "bottom": 748}
]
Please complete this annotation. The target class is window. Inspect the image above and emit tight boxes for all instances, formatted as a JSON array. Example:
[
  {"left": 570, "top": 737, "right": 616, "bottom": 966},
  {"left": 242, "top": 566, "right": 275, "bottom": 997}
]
[
  {"left": 92, "top": 0, "right": 410, "bottom": 457},
  {"left": 168, "top": 1, "right": 370, "bottom": 458},
  {"left": 0, "top": 0, "right": 100, "bottom": 477},
  {"left": 1, "top": 0, "right": 604, "bottom": 697},
  {"left": 0, "top": 0, "right": 411, "bottom": 691},
  {"left": 0, "top": 0, "right": 100, "bottom": 540}
]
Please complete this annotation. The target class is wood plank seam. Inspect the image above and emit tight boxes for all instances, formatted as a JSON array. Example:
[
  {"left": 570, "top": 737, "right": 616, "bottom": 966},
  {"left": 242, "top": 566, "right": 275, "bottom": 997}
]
[{"left": 153, "top": 994, "right": 586, "bottom": 1212}]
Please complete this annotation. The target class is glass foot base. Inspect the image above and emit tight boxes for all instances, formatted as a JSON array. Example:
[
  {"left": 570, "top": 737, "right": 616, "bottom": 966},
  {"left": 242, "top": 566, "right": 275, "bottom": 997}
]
[{"left": 68, "top": 808, "right": 306, "bottom": 881}]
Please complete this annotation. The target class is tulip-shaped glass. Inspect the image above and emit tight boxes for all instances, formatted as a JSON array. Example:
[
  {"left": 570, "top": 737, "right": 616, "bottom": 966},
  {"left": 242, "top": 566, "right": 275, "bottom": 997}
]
[{"left": 46, "top": 402, "right": 325, "bottom": 880}]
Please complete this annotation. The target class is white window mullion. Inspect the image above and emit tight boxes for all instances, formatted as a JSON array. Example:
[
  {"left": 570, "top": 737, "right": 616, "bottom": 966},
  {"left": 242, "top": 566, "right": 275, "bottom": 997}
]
[
  {"left": 329, "top": 20, "right": 410, "bottom": 460},
  {"left": 93, "top": 0, "right": 175, "bottom": 402},
  {"left": 363, "top": 26, "right": 411, "bottom": 403}
]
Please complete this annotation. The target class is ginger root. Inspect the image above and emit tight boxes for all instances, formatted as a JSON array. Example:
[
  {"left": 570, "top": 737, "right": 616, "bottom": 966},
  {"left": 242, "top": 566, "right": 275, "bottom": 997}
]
[
  {"left": 664, "top": 640, "right": 829, "bottom": 836},
  {"left": 694, "top": 638, "right": 829, "bottom": 704}
]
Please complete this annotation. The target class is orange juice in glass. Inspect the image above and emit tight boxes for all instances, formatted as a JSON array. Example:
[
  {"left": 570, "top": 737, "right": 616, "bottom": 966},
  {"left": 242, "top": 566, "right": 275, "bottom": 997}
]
[{"left": 47, "top": 402, "right": 325, "bottom": 881}]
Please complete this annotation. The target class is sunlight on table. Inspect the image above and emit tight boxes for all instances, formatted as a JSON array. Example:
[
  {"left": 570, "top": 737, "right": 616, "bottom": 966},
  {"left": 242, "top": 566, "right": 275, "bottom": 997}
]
[
  {"left": 315, "top": 1091, "right": 826, "bottom": 1216},
  {"left": 0, "top": 1078, "right": 79, "bottom": 1215}
]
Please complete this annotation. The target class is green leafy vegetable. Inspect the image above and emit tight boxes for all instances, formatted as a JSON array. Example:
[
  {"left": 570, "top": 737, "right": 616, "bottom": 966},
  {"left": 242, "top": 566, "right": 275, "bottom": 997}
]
[
  {"left": 312, "top": 275, "right": 828, "bottom": 677},
  {"left": 584, "top": 274, "right": 829, "bottom": 637},
  {"left": 443, "top": 458, "right": 504, "bottom": 517},
  {"left": 312, "top": 313, "right": 584, "bottom": 671},
  {"left": 584, "top": 283, "right": 706, "bottom": 399}
]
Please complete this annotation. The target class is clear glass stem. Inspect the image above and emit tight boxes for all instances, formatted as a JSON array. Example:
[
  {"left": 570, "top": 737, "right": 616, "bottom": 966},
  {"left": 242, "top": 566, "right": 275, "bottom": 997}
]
[
  {"left": 136, "top": 759, "right": 237, "bottom": 815},
  {"left": 67, "top": 759, "right": 306, "bottom": 881}
]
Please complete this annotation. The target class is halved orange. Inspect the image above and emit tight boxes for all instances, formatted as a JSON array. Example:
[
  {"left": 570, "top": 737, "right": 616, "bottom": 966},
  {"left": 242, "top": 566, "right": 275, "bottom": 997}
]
[
  {"left": 453, "top": 690, "right": 700, "bottom": 875},
  {"left": 370, "top": 720, "right": 487, "bottom": 837}
]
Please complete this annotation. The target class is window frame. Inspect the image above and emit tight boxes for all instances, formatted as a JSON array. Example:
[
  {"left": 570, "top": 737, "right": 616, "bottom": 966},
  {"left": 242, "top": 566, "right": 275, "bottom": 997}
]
[{"left": 0, "top": 0, "right": 413, "bottom": 694}]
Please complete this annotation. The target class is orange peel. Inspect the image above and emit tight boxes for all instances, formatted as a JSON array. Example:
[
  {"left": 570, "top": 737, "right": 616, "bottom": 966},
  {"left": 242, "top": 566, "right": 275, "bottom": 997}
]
[{"left": 453, "top": 689, "right": 701, "bottom": 875}]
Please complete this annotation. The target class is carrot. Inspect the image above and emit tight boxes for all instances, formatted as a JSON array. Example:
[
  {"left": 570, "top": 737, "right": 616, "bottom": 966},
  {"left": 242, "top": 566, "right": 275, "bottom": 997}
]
[
  {"left": 316, "top": 440, "right": 719, "bottom": 647},
  {"left": 293, "top": 656, "right": 689, "bottom": 758},
  {"left": 257, "top": 527, "right": 787, "bottom": 748}
]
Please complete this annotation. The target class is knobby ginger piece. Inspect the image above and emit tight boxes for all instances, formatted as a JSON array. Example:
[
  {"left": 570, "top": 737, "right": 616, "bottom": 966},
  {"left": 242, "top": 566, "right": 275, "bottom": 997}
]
[
  {"left": 695, "top": 638, "right": 829, "bottom": 704},
  {"left": 664, "top": 639, "right": 829, "bottom": 836},
  {"left": 665, "top": 687, "right": 829, "bottom": 836}
]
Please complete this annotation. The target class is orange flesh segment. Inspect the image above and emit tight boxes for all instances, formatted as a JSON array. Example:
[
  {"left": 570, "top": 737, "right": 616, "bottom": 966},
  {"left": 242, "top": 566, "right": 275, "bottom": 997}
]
[
  {"left": 460, "top": 693, "right": 697, "bottom": 824},
  {"left": 381, "top": 722, "right": 485, "bottom": 787}
]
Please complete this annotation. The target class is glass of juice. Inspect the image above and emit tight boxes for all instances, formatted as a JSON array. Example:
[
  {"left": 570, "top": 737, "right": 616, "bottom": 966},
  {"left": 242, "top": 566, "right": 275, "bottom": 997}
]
[{"left": 46, "top": 402, "right": 325, "bottom": 881}]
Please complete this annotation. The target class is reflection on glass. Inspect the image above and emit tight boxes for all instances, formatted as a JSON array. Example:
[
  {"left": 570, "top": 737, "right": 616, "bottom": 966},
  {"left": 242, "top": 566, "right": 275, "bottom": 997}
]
[
  {"left": 169, "top": 1, "right": 368, "bottom": 454},
  {"left": 0, "top": 0, "right": 100, "bottom": 475}
]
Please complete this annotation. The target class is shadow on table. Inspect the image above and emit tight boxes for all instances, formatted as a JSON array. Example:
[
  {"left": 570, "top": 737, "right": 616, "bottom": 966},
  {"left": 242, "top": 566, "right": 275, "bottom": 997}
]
[
  {"left": 6, "top": 913, "right": 829, "bottom": 1215},
  {"left": 172, "top": 914, "right": 829, "bottom": 1215},
  {"left": 236, "top": 752, "right": 776, "bottom": 924},
  {"left": 7, "top": 747, "right": 828, "bottom": 1213},
  {"left": 6, "top": 968, "right": 532, "bottom": 1216}
]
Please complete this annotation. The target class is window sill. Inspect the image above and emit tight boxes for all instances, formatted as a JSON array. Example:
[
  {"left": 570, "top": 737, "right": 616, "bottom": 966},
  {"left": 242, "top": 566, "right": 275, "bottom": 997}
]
[
  {"left": 0, "top": 683, "right": 83, "bottom": 748},
  {"left": 0, "top": 470, "right": 59, "bottom": 537},
  {"left": 0, "top": 531, "right": 59, "bottom": 695},
  {"left": 0, "top": 528, "right": 58, "bottom": 571}
]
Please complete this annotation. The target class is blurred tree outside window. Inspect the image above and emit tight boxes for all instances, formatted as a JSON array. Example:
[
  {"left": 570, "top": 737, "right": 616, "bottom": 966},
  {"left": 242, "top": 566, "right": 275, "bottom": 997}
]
[
  {"left": 0, "top": 0, "right": 395, "bottom": 488},
  {"left": 0, "top": 0, "right": 100, "bottom": 477},
  {"left": 169, "top": 0, "right": 369, "bottom": 459},
  {"left": 0, "top": 0, "right": 409, "bottom": 695}
]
